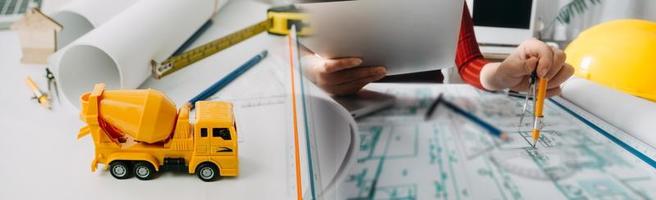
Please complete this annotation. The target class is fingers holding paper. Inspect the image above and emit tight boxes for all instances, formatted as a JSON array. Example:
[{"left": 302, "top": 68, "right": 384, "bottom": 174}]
[{"left": 305, "top": 57, "right": 387, "bottom": 96}]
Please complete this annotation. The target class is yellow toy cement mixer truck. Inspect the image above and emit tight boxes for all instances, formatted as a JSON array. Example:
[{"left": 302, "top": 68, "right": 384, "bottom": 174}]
[{"left": 77, "top": 83, "right": 238, "bottom": 181}]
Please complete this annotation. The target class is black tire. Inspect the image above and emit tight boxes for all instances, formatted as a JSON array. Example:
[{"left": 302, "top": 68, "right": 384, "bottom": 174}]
[
  {"left": 196, "top": 163, "right": 219, "bottom": 182},
  {"left": 134, "top": 161, "right": 156, "bottom": 180},
  {"left": 109, "top": 161, "right": 133, "bottom": 179}
]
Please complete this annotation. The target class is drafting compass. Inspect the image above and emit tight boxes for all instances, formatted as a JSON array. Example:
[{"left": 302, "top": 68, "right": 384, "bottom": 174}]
[
  {"left": 45, "top": 68, "right": 60, "bottom": 103},
  {"left": 518, "top": 72, "right": 537, "bottom": 129}
]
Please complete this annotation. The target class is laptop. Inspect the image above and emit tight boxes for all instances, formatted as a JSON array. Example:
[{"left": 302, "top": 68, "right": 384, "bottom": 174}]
[
  {"left": 466, "top": 0, "right": 538, "bottom": 58},
  {"left": 0, "top": 0, "right": 42, "bottom": 29}
]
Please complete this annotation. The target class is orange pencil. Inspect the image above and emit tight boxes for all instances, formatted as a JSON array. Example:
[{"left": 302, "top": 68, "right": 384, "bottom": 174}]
[{"left": 25, "top": 76, "right": 50, "bottom": 109}]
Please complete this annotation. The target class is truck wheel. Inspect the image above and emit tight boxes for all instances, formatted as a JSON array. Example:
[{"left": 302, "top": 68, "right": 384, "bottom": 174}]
[
  {"left": 109, "top": 161, "right": 132, "bottom": 179},
  {"left": 196, "top": 163, "right": 219, "bottom": 182},
  {"left": 134, "top": 162, "right": 156, "bottom": 180}
]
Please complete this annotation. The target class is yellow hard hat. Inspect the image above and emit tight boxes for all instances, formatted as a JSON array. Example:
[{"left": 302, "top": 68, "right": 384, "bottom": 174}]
[{"left": 565, "top": 19, "right": 656, "bottom": 101}]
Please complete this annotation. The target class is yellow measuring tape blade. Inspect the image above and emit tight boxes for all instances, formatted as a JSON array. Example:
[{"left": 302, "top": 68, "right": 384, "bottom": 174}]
[{"left": 152, "top": 19, "right": 271, "bottom": 79}]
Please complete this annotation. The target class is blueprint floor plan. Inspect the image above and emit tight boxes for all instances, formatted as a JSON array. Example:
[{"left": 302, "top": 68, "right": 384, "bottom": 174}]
[{"left": 337, "top": 84, "right": 656, "bottom": 200}]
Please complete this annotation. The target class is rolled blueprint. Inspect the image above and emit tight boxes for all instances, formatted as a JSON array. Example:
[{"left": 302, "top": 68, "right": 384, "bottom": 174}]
[
  {"left": 561, "top": 78, "right": 656, "bottom": 147},
  {"left": 302, "top": 82, "right": 358, "bottom": 199},
  {"left": 53, "top": 0, "right": 226, "bottom": 108},
  {"left": 270, "top": 37, "right": 358, "bottom": 198},
  {"left": 49, "top": 0, "right": 138, "bottom": 48}
]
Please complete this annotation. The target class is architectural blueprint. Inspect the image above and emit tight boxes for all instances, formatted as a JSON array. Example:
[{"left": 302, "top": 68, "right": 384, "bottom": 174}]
[{"left": 337, "top": 84, "right": 656, "bottom": 200}]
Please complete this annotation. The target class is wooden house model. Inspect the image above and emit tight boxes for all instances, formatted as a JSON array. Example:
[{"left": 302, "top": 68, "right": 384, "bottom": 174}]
[{"left": 11, "top": 8, "right": 63, "bottom": 64}]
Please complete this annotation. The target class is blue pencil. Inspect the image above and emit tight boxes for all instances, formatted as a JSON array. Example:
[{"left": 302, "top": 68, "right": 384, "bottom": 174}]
[
  {"left": 188, "top": 50, "right": 268, "bottom": 108},
  {"left": 427, "top": 94, "right": 508, "bottom": 140},
  {"left": 172, "top": 19, "right": 213, "bottom": 57}
]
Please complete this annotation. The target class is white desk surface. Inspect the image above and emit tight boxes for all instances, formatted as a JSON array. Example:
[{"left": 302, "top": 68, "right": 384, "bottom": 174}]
[
  {"left": 0, "top": 1, "right": 304, "bottom": 199},
  {"left": 3, "top": 1, "right": 655, "bottom": 199}
]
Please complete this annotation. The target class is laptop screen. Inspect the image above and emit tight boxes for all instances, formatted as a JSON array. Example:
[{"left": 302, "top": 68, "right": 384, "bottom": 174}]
[{"left": 472, "top": 0, "right": 533, "bottom": 29}]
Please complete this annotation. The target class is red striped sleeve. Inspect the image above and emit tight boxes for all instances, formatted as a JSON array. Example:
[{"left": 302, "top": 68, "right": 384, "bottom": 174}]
[{"left": 455, "top": 3, "right": 488, "bottom": 90}]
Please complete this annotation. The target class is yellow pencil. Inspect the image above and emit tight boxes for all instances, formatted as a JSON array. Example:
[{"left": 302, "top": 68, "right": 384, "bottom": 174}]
[
  {"left": 25, "top": 76, "right": 50, "bottom": 109},
  {"left": 531, "top": 78, "right": 548, "bottom": 147}
]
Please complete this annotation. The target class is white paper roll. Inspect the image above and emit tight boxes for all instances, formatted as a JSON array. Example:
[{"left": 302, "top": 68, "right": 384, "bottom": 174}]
[
  {"left": 50, "top": 0, "right": 139, "bottom": 48},
  {"left": 561, "top": 78, "right": 656, "bottom": 147},
  {"left": 55, "top": 0, "right": 224, "bottom": 108},
  {"left": 302, "top": 82, "right": 359, "bottom": 199}
]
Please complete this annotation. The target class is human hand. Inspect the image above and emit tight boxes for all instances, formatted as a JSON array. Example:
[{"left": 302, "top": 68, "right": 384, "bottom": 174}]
[
  {"left": 480, "top": 38, "right": 574, "bottom": 97},
  {"left": 304, "top": 56, "right": 387, "bottom": 96}
]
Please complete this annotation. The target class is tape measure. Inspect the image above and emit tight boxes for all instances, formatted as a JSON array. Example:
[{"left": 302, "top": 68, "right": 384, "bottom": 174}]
[{"left": 152, "top": 5, "right": 311, "bottom": 79}]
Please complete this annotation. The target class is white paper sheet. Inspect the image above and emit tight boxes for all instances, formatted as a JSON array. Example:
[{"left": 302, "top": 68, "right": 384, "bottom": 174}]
[
  {"left": 201, "top": 48, "right": 358, "bottom": 199},
  {"left": 51, "top": 0, "right": 226, "bottom": 108},
  {"left": 49, "top": 0, "right": 139, "bottom": 48},
  {"left": 298, "top": 0, "right": 464, "bottom": 75},
  {"left": 561, "top": 78, "right": 656, "bottom": 148}
]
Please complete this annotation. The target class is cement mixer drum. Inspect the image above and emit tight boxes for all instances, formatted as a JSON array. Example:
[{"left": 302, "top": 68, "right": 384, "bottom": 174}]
[{"left": 98, "top": 89, "right": 178, "bottom": 143}]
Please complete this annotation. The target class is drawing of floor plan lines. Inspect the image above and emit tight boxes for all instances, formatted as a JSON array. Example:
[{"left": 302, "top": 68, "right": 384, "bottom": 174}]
[{"left": 337, "top": 84, "right": 656, "bottom": 200}]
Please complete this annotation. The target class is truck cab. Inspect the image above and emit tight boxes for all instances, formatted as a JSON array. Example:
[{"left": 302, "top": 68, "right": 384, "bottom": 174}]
[{"left": 191, "top": 101, "right": 239, "bottom": 180}]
